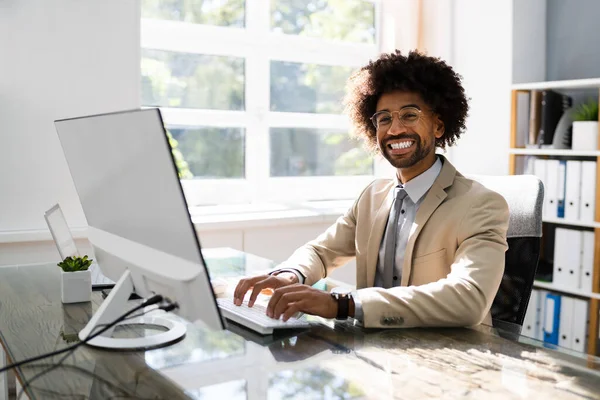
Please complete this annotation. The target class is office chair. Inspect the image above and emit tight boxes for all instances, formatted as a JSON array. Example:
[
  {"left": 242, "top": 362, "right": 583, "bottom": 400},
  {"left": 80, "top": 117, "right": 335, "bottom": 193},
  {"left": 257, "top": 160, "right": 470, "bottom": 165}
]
[{"left": 470, "top": 174, "right": 544, "bottom": 329}]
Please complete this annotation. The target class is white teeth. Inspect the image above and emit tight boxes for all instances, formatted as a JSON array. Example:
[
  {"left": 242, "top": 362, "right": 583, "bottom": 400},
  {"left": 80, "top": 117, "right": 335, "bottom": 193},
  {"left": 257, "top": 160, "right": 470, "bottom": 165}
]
[{"left": 390, "top": 141, "right": 413, "bottom": 149}]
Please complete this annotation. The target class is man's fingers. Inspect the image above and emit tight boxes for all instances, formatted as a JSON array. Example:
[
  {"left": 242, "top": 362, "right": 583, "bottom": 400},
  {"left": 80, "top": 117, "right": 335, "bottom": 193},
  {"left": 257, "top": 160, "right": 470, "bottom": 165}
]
[
  {"left": 248, "top": 276, "right": 282, "bottom": 307},
  {"left": 233, "top": 278, "right": 252, "bottom": 305},
  {"left": 234, "top": 275, "right": 266, "bottom": 305},
  {"left": 247, "top": 279, "right": 269, "bottom": 307},
  {"left": 282, "top": 301, "right": 306, "bottom": 322},
  {"left": 268, "top": 287, "right": 306, "bottom": 318},
  {"left": 273, "top": 292, "right": 307, "bottom": 319},
  {"left": 267, "top": 285, "right": 290, "bottom": 314}
]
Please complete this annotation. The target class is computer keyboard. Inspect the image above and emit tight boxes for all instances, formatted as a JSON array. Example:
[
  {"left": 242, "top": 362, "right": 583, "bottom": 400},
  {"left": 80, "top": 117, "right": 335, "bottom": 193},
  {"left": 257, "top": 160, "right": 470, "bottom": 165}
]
[{"left": 217, "top": 298, "right": 311, "bottom": 335}]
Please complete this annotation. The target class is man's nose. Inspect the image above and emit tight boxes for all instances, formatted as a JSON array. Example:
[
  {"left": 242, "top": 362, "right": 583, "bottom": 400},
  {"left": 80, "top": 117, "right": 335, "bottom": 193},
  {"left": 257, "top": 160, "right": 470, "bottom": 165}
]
[{"left": 388, "top": 116, "right": 408, "bottom": 135}]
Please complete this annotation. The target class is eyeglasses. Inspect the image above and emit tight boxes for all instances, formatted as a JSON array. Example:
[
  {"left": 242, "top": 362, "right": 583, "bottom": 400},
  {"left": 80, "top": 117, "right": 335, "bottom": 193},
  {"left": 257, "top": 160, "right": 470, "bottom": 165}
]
[{"left": 370, "top": 107, "right": 423, "bottom": 130}]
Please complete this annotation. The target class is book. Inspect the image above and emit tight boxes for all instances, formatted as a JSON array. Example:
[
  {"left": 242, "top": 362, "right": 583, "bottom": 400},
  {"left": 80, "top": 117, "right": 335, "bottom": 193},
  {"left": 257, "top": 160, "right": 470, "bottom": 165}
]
[
  {"left": 529, "top": 90, "right": 542, "bottom": 146},
  {"left": 516, "top": 91, "right": 530, "bottom": 147},
  {"left": 538, "top": 90, "right": 572, "bottom": 146}
]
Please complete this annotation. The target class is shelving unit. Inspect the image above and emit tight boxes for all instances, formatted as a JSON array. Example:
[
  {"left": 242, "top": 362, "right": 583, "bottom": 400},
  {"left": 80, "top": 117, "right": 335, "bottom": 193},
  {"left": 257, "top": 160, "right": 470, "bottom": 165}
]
[
  {"left": 533, "top": 281, "right": 600, "bottom": 301},
  {"left": 542, "top": 217, "right": 600, "bottom": 229},
  {"left": 512, "top": 78, "right": 600, "bottom": 91},
  {"left": 509, "top": 149, "right": 600, "bottom": 157},
  {"left": 510, "top": 78, "right": 600, "bottom": 356}
]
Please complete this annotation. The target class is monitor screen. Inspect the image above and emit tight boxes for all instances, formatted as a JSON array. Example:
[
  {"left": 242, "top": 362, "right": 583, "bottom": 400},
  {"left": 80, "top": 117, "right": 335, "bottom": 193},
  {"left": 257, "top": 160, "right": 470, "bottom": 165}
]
[{"left": 55, "top": 109, "right": 223, "bottom": 330}]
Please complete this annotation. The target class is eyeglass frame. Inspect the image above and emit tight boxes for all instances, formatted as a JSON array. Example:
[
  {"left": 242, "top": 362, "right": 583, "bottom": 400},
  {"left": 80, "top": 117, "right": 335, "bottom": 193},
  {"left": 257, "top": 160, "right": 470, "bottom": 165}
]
[{"left": 370, "top": 107, "right": 424, "bottom": 130}]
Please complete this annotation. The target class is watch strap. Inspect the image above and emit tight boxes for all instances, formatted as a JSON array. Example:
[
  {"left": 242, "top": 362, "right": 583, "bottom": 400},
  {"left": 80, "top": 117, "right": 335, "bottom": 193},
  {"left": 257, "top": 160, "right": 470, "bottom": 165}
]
[{"left": 332, "top": 292, "right": 351, "bottom": 320}]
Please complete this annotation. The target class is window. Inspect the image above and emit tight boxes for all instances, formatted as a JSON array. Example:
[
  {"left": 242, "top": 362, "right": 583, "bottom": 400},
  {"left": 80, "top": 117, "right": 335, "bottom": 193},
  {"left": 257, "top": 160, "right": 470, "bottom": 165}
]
[{"left": 141, "top": 0, "right": 380, "bottom": 206}]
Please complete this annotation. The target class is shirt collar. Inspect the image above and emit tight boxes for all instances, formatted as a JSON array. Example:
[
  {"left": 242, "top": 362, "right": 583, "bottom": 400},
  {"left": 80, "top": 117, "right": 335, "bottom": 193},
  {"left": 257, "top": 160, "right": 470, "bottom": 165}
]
[{"left": 394, "top": 156, "right": 443, "bottom": 203}]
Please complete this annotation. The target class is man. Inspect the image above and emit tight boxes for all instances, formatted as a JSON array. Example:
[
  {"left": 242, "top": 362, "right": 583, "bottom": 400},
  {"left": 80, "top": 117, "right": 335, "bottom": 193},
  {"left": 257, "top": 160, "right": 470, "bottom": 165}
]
[{"left": 234, "top": 50, "right": 509, "bottom": 328}]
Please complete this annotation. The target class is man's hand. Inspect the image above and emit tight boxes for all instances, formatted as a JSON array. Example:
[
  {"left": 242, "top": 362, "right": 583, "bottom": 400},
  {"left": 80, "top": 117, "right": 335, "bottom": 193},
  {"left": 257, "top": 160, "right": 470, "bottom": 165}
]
[
  {"left": 267, "top": 285, "right": 338, "bottom": 321},
  {"left": 233, "top": 272, "right": 298, "bottom": 307}
]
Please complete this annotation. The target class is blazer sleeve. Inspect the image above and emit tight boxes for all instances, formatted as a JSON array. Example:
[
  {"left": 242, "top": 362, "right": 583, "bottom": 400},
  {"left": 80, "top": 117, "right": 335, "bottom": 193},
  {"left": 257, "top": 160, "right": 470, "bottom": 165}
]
[
  {"left": 274, "top": 183, "right": 374, "bottom": 286},
  {"left": 355, "top": 190, "right": 509, "bottom": 328}
]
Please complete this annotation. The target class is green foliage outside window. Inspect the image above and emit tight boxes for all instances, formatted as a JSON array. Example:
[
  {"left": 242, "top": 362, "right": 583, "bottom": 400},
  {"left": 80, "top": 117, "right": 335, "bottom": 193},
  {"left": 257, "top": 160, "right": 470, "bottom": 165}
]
[
  {"left": 167, "top": 131, "right": 193, "bottom": 179},
  {"left": 141, "top": 0, "right": 375, "bottom": 179},
  {"left": 271, "top": 0, "right": 375, "bottom": 43},
  {"left": 142, "top": 0, "right": 245, "bottom": 27}
]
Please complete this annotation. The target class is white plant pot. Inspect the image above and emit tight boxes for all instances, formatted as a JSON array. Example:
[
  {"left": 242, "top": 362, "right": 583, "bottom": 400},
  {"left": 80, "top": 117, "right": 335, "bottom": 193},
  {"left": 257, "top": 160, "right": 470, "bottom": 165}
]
[
  {"left": 61, "top": 270, "right": 92, "bottom": 303},
  {"left": 572, "top": 121, "right": 598, "bottom": 151}
]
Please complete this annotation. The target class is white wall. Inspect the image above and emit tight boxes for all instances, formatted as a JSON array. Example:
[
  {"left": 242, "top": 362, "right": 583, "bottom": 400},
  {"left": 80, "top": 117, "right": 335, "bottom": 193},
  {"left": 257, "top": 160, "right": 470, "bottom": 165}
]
[
  {"left": 444, "top": 0, "right": 514, "bottom": 176},
  {"left": 512, "top": 0, "right": 546, "bottom": 84},
  {"left": 0, "top": 0, "right": 140, "bottom": 234}
]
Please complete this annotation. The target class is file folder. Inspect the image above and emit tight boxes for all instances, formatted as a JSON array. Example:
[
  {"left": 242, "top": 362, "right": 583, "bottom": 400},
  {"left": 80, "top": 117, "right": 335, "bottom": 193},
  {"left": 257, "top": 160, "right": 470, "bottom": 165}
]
[
  {"left": 580, "top": 231, "right": 595, "bottom": 292},
  {"left": 535, "top": 290, "right": 548, "bottom": 341},
  {"left": 557, "top": 160, "right": 567, "bottom": 218},
  {"left": 564, "top": 160, "right": 582, "bottom": 221},
  {"left": 522, "top": 289, "right": 539, "bottom": 339},
  {"left": 533, "top": 159, "right": 547, "bottom": 218},
  {"left": 545, "top": 160, "right": 560, "bottom": 219},
  {"left": 564, "top": 229, "right": 582, "bottom": 289},
  {"left": 580, "top": 161, "right": 597, "bottom": 222},
  {"left": 558, "top": 296, "right": 573, "bottom": 349},
  {"left": 543, "top": 293, "right": 561, "bottom": 345},
  {"left": 571, "top": 298, "right": 589, "bottom": 353},
  {"left": 553, "top": 228, "right": 568, "bottom": 285}
]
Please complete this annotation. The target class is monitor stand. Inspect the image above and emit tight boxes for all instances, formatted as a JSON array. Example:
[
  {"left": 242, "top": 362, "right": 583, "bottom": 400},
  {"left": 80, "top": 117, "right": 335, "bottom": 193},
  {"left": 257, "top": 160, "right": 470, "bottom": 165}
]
[{"left": 78, "top": 270, "right": 186, "bottom": 350}]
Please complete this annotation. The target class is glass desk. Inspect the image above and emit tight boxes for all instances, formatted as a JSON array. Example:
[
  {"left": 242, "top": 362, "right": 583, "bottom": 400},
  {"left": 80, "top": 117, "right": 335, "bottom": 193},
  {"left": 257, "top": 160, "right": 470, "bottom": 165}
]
[{"left": 0, "top": 248, "right": 599, "bottom": 399}]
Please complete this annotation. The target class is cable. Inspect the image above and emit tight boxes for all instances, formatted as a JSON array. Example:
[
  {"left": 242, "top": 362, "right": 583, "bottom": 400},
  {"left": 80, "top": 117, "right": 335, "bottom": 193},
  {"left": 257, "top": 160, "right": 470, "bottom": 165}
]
[
  {"left": 0, "top": 294, "right": 164, "bottom": 374},
  {"left": 16, "top": 309, "right": 156, "bottom": 400},
  {"left": 17, "top": 310, "right": 148, "bottom": 399},
  {"left": 15, "top": 297, "right": 179, "bottom": 399}
]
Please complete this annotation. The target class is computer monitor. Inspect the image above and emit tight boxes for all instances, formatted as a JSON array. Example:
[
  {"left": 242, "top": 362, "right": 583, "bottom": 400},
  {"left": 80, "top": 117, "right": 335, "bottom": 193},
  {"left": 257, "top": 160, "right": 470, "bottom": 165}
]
[{"left": 54, "top": 109, "right": 224, "bottom": 349}]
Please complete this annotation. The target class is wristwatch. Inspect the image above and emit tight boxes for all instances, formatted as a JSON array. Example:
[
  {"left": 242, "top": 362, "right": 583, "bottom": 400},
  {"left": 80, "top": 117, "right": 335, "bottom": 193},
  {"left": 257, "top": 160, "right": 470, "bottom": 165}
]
[{"left": 331, "top": 292, "right": 352, "bottom": 320}]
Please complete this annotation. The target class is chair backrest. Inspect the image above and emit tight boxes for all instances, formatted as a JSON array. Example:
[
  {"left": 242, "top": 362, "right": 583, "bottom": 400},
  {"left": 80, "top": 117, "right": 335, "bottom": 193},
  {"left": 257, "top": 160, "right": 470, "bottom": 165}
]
[{"left": 469, "top": 174, "right": 544, "bottom": 326}]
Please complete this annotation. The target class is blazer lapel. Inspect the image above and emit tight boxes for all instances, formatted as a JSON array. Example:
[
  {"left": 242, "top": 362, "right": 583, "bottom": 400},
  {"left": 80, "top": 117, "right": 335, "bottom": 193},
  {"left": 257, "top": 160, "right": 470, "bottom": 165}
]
[
  {"left": 401, "top": 156, "right": 457, "bottom": 286},
  {"left": 365, "top": 184, "right": 395, "bottom": 287}
]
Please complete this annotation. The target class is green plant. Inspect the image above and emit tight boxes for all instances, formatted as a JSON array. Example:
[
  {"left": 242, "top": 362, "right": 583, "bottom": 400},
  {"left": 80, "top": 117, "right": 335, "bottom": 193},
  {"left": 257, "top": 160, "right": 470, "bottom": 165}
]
[
  {"left": 573, "top": 99, "right": 599, "bottom": 121},
  {"left": 166, "top": 130, "right": 193, "bottom": 179},
  {"left": 57, "top": 255, "right": 93, "bottom": 272}
]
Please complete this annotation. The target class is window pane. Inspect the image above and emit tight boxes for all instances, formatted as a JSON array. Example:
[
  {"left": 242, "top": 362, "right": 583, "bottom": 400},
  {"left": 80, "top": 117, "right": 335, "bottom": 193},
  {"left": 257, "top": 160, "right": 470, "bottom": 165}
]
[
  {"left": 169, "top": 127, "right": 245, "bottom": 179},
  {"left": 141, "top": 0, "right": 245, "bottom": 27},
  {"left": 271, "top": 0, "right": 375, "bottom": 44},
  {"left": 270, "top": 128, "right": 372, "bottom": 177},
  {"left": 142, "top": 49, "right": 244, "bottom": 110},
  {"left": 270, "top": 61, "right": 352, "bottom": 114}
]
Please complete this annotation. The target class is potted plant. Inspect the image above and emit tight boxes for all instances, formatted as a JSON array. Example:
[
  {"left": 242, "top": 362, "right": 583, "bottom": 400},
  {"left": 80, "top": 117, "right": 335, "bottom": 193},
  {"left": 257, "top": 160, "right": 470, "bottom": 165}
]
[
  {"left": 572, "top": 99, "right": 599, "bottom": 151},
  {"left": 58, "top": 255, "right": 93, "bottom": 303}
]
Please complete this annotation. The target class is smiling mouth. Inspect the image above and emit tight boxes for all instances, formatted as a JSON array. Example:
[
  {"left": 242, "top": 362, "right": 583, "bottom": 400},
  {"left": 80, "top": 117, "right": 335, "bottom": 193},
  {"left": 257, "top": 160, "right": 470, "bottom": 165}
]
[{"left": 387, "top": 140, "right": 415, "bottom": 150}]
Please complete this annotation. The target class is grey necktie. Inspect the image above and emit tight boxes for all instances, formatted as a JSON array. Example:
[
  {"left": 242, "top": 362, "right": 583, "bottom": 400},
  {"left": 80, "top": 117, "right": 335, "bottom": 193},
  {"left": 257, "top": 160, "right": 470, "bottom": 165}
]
[{"left": 383, "top": 187, "right": 407, "bottom": 288}]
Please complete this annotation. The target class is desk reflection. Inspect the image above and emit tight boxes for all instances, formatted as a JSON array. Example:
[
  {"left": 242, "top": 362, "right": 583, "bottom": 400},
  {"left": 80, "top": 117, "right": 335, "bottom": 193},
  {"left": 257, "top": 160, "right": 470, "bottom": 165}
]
[{"left": 158, "top": 319, "right": 600, "bottom": 400}]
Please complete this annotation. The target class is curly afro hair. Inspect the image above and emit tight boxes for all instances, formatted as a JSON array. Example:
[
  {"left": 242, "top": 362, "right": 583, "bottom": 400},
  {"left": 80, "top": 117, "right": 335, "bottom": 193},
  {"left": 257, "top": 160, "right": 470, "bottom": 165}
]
[{"left": 344, "top": 50, "right": 469, "bottom": 152}]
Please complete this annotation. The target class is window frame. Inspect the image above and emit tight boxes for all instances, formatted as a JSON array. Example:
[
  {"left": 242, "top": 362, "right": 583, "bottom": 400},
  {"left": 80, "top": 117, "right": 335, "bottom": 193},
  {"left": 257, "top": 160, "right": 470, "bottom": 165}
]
[{"left": 141, "top": 0, "right": 382, "bottom": 206}]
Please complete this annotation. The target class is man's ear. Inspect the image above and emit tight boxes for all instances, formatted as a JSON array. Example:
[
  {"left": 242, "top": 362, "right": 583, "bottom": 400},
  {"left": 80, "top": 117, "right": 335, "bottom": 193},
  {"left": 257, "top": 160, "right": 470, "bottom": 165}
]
[{"left": 434, "top": 116, "right": 445, "bottom": 139}]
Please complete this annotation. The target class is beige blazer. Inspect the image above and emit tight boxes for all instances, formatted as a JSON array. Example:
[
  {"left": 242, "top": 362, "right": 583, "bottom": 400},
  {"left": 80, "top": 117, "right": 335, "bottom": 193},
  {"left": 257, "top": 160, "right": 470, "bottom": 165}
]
[{"left": 279, "top": 156, "right": 509, "bottom": 328}]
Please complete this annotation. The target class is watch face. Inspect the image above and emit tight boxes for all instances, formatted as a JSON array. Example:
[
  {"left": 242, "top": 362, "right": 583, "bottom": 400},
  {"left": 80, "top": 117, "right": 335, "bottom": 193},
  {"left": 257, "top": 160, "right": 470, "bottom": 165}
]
[{"left": 330, "top": 287, "right": 352, "bottom": 295}]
